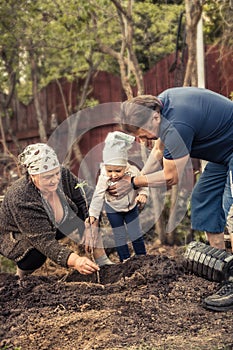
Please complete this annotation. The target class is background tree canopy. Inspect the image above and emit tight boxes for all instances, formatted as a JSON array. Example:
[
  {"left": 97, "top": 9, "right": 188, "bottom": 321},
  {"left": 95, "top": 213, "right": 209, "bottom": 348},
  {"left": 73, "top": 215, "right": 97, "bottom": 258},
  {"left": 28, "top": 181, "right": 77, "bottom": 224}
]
[{"left": 0, "top": 0, "right": 232, "bottom": 105}]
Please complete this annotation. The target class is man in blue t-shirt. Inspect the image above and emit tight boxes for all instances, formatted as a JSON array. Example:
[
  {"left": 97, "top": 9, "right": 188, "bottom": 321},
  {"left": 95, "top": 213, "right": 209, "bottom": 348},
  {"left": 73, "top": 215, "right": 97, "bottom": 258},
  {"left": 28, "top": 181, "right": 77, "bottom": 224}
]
[{"left": 109, "top": 87, "right": 233, "bottom": 311}]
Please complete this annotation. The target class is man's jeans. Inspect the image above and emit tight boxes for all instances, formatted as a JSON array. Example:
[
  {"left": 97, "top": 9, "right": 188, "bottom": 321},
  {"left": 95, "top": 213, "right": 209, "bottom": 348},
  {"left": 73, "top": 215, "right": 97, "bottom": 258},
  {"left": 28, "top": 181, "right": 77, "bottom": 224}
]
[{"left": 191, "top": 157, "right": 233, "bottom": 236}]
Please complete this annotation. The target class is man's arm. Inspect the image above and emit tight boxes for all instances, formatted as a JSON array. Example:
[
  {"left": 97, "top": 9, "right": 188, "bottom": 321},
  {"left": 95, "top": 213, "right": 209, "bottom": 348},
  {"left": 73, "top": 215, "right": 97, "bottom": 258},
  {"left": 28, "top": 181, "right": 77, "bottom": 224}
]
[
  {"left": 108, "top": 155, "right": 190, "bottom": 197},
  {"left": 141, "top": 138, "right": 164, "bottom": 175},
  {"left": 134, "top": 154, "right": 190, "bottom": 187}
]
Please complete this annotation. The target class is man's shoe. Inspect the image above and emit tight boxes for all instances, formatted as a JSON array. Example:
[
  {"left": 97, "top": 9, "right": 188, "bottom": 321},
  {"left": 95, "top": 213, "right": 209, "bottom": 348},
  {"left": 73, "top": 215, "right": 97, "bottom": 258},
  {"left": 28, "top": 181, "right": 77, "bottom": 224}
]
[{"left": 203, "top": 281, "right": 233, "bottom": 311}]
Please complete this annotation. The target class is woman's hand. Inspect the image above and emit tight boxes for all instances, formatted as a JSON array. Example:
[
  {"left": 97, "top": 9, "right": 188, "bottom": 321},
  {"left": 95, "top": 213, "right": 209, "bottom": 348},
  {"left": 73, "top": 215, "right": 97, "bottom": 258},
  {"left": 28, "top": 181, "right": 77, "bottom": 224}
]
[
  {"left": 67, "top": 253, "right": 99, "bottom": 275},
  {"left": 107, "top": 174, "right": 132, "bottom": 197}
]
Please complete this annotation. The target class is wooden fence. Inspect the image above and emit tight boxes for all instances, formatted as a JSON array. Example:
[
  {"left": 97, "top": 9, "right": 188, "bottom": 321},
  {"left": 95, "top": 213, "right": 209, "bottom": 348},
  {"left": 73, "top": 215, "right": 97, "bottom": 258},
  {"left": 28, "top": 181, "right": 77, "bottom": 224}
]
[{"left": 1, "top": 45, "right": 233, "bottom": 175}]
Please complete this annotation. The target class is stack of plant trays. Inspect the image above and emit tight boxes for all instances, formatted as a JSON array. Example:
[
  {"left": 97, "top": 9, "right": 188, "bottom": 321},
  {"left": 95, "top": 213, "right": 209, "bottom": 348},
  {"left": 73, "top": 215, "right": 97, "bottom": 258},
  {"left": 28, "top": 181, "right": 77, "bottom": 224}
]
[{"left": 184, "top": 241, "right": 233, "bottom": 282}]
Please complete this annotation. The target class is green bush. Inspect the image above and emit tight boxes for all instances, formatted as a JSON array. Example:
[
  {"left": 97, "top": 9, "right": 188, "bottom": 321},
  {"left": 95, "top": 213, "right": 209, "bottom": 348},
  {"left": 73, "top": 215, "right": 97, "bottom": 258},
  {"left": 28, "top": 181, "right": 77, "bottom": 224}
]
[{"left": 0, "top": 256, "right": 16, "bottom": 274}]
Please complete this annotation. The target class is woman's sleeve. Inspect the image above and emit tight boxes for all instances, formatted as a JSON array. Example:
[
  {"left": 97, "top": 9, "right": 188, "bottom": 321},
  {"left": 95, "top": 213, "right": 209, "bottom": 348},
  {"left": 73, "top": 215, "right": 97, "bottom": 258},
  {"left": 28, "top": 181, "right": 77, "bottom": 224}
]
[{"left": 11, "top": 199, "right": 72, "bottom": 267}]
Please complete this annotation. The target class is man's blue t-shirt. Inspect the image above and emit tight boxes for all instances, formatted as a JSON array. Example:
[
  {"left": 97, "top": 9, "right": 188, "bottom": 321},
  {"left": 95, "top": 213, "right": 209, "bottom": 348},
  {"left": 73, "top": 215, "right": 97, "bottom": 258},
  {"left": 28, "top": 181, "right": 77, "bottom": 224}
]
[{"left": 158, "top": 87, "right": 233, "bottom": 164}]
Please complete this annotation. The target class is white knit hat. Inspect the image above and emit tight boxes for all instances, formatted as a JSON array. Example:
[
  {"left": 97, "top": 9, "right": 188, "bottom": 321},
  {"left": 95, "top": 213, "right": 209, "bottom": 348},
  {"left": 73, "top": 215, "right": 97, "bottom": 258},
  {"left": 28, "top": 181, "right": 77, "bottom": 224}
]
[
  {"left": 18, "top": 143, "right": 60, "bottom": 175},
  {"left": 103, "top": 131, "right": 135, "bottom": 166}
]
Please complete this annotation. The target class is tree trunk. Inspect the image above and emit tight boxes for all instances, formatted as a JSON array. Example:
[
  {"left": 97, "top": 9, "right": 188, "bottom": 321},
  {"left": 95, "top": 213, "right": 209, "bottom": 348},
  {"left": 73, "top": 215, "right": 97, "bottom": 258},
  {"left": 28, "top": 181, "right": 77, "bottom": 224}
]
[
  {"left": 183, "top": 0, "right": 202, "bottom": 86},
  {"left": 55, "top": 57, "right": 99, "bottom": 185},
  {"left": 140, "top": 140, "right": 166, "bottom": 244},
  {"left": 0, "top": 110, "right": 8, "bottom": 155},
  {"left": 30, "top": 48, "right": 47, "bottom": 143},
  {"left": 121, "top": 0, "right": 144, "bottom": 95},
  {"left": 165, "top": 0, "right": 202, "bottom": 245},
  {"left": 96, "top": 0, "right": 144, "bottom": 98}
]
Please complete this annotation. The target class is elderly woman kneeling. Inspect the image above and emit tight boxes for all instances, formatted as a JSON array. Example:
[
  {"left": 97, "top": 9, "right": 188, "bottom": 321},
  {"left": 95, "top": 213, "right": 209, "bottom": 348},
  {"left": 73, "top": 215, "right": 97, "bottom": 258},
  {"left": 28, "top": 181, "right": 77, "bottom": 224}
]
[{"left": 0, "top": 143, "right": 112, "bottom": 278}]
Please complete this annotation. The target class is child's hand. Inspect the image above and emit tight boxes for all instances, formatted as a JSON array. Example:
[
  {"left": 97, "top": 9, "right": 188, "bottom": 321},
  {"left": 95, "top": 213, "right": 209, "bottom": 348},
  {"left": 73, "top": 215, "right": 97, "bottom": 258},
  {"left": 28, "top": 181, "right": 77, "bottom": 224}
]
[
  {"left": 85, "top": 216, "right": 98, "bottom": 227},
  {"left": 83, "top": 217, "right": 99, "bottom": 253},
  {"left": 135, "top": 194, "right": 147, "bottom": 210}
]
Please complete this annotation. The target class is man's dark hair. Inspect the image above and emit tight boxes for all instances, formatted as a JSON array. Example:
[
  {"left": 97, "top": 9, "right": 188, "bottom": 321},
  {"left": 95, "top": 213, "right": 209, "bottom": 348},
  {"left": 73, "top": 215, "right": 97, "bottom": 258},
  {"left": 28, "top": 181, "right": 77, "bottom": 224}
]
[{"left": 120, "top": 95, "right": 162, "bottom": 132}]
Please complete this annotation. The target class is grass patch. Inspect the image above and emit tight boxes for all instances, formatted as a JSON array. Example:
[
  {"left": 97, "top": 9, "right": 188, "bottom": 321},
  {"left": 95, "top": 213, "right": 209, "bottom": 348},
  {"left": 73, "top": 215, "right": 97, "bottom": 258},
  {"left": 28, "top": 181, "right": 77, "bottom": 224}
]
[{"left": 0, "top": 256, "right": 16, "bottom": 274}]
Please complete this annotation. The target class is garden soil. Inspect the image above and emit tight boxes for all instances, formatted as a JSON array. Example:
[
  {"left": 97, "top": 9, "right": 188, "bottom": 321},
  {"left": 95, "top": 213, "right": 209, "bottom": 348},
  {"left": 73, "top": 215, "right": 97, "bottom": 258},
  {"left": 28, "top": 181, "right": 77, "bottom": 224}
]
[{"left": 0, "top": 243, "right": 233, "bottom": 350}]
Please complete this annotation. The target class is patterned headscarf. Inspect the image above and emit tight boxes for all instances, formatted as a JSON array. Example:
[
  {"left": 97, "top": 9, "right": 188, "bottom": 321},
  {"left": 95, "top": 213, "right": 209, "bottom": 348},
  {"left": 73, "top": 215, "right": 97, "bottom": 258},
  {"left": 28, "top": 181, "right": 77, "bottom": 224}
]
[
  {"left": 18, "top": 143, "right": 60, "bottom": 175},
  {"left": 103, "top": 131, "right": 135, "bottom": 166}
]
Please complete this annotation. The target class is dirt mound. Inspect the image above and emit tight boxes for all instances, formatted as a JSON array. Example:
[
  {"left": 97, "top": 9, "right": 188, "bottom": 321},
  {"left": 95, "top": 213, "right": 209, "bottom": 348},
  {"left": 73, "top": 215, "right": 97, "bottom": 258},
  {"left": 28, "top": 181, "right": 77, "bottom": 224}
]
[{"left": 0, "top": 251, "right": 233, "bottom": 350}]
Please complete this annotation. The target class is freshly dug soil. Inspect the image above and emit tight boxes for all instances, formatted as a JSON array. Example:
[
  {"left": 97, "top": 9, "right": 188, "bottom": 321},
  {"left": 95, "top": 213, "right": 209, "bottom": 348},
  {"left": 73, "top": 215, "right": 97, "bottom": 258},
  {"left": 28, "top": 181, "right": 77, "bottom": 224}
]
[{"left": 0, "top": 245, "right": 233, "bottom": 350}]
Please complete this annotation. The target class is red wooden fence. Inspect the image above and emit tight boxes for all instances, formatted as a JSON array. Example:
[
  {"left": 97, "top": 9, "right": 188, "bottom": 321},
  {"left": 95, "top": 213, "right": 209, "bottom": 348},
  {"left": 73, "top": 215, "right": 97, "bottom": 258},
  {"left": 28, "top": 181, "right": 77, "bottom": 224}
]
[{"left": 1, "top": 46, "right": 233, "bottom": 178}]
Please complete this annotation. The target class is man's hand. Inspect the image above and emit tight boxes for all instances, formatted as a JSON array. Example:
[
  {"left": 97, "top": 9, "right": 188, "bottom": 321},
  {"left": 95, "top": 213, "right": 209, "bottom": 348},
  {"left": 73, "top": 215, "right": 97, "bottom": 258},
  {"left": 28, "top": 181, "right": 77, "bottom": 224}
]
[{"left": 107, "top": 174, "right": 132, "bottom": 197}]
